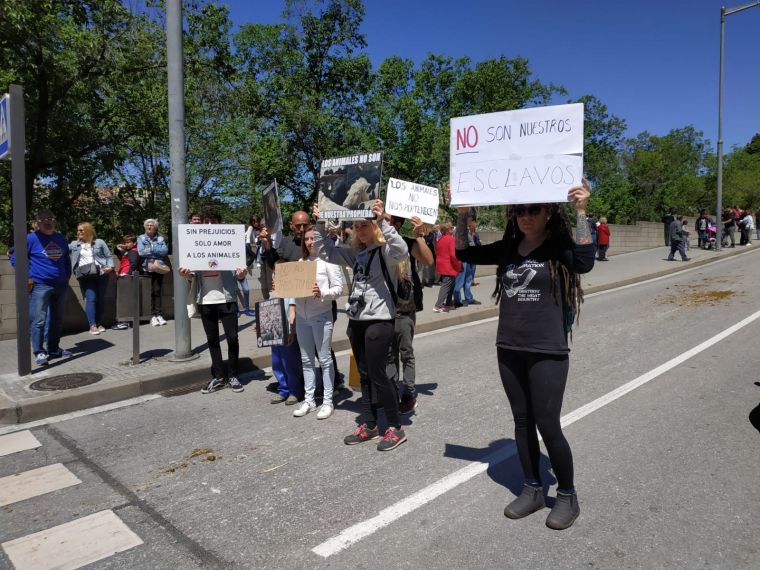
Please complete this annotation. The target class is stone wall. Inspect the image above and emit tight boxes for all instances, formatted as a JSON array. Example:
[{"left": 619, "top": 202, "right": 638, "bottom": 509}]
[{"left": 0, "top": 220, "right": 667, "bottom": 340}]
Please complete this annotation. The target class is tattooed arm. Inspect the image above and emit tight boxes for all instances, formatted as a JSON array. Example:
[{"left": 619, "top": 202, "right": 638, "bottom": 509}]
[{"left": 569, "top": 178, "right": 592, "bottom": 245}]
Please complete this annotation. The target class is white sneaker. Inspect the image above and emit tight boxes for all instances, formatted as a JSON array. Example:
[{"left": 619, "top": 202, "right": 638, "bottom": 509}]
[
  {"left": 156, "top": 315, "right": 167, "bottom": 325},
  {"left": 150, "top": 316, "right": 160, "bottom": 327},
  {"left": 293, "top": 401, "right": 316, "bottom": 417},
  {"left": 316, "top": 404, "right": 334, "bottom": 420}
]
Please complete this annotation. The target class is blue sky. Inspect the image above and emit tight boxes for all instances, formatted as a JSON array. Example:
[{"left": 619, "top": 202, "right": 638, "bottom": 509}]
[{"left": 219, "top": 0, "right": 760, "bottom": 150}]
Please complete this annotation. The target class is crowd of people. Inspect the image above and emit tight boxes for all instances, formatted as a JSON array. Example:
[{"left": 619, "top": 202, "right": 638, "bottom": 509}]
[
  {"left": 662, "top": 205, "right": 758, "bottom": 256},
  {"left": 15, "top": 178, "right": 596, "bottom": 530}
]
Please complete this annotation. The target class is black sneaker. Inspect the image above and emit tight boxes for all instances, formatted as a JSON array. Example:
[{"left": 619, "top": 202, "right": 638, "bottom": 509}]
[
  {"left": 504, "top": 484, "right": 545, "bottom": 519},
  {"left": 468, "top": 299, "right": 482, "bottom": 305},
  {"left": 399, "top": 394, "right": 417, "bottom": 415},
  {"left": 344, "top": 424, "right": 380, "bottom": 445},
  {"left": 377, "top": 427, "right": 407, "bottom": 451},
  {"left": 545, "top": 491, "right": 580, "bottom": 530},
  {"left": 201, "top": 378, "right": 225, "bottom": 394},
  {"left": 228, "top": 377, "right": 244, "bottom": 393}
]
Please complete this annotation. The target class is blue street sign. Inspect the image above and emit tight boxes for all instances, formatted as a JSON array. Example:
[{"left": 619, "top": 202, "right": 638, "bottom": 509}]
[{"left": 0, "top": 94, "right": 10, "bottom": 160}]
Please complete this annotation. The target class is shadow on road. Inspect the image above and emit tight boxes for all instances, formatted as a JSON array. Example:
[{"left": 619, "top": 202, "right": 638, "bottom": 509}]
[
  {"left": 749, "top": 404, "right": 760, "bottom": 434},
  {"left": 444, "top": 438, "right": 557, "bottom": 503}
]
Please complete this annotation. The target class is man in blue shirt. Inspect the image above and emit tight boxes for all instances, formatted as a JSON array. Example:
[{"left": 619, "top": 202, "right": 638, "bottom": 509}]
[{"left": 13, "top": 209, "right": 72, "bottom": 365}]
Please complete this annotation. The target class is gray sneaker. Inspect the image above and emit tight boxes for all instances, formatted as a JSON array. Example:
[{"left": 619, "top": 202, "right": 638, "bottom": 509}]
[
  {"left": 545, "top": 491, "right": 580, "bottom": 530},
  {"left": 504, "top": 484, "right": 545, "bottom": 519},
  {"left": 227, "top": 377, "right": 244, "bottom": 393}
]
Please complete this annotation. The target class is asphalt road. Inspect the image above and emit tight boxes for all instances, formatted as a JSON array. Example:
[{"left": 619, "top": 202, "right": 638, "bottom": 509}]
[{"left": 1, "top": 250, "right": 759, "bottom": 569}]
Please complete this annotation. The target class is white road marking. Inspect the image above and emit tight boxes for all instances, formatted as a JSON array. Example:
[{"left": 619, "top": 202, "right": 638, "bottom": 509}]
[
  {"left": 312, "top": 308, "right": 760, "bottom": 558},
  {"left": 2, "top": 510, "right": 143, "bottom": 570},
  {"left": 0, "top": 463, "right": 82, "bottom": 507},
  {"left": 0, "top": 394, "right": 162, "bottom": 436},
  {"left": 0, "top": 430, "right": 41, "bottom": 456}
]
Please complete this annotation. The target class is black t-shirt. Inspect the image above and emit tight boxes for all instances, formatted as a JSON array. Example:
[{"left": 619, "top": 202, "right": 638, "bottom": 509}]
[
  {"left": 456, "top": 235, "right": 595, "bottom": 355},
  {"left": 496, "top": 246, "right": 569, "bottom": 354}
]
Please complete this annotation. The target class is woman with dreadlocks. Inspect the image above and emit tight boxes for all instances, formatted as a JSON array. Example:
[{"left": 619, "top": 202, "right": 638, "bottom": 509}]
[{"left": 453, "top": 179, "right": 594, "bottom": 530}]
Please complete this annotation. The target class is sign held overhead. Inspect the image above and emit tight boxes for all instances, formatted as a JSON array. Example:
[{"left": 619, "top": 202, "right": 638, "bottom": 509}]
[
  {"left": 385, "top": 178, "right": 440, "bottom": 225},
  {"left": 450, "top": 103, "right": 584, "bottom": 206}
]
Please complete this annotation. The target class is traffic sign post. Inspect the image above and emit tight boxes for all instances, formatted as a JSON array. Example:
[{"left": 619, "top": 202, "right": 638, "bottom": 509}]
[{"left": 7, "top": 86, "right": 31, "bottom": 376}]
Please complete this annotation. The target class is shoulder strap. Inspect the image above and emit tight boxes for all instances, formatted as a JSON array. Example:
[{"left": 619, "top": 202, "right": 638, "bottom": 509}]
[{"left": 376, "top": 247, "right": 398, "bottom": 307}]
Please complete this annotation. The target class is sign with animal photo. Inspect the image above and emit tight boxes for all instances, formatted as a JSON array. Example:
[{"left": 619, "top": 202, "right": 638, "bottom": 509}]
[
  {"left": 272, "top": 260, "right": 317, "bottom": 298},
  {"left": 177, "top": 224, "right": 246, "bottom": 271},
  {"left": 262, "top": 180, "right": 282, "bottom": 235},
  {"left": 385, "top": 177, "right": 440, "bottom": 225},
  {"left": 450, "top": 103, "right": 584, "bottom": 206},
  {"left": 318, "top": 152, "right": 383, "bottom": 220},
  {"left": 255, "top": 298, "right": 287, "bottom": 347}
]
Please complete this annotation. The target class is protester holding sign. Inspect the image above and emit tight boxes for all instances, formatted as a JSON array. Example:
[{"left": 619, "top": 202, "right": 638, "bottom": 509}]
[
  {"left": 178, "top": 207, "right": 248, "bottom": 395},
  {"left": 292, "top": 227, "right": 344, "bottom": 419},
  {"left": 313, "top": 199, "right": 409, "bottom": 451},
  {"left": 453, "top": 179, "right": 594, "bottom": 530}
]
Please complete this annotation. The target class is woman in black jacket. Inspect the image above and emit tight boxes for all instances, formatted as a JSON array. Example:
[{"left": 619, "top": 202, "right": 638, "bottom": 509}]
[{"left": 454, "top": 179, "right": 594, "bottom": 530}]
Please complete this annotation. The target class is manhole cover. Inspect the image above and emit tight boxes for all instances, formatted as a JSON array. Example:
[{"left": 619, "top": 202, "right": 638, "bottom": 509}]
[{"left": 30, "top": 373, "right": 104, "bottom": 391}]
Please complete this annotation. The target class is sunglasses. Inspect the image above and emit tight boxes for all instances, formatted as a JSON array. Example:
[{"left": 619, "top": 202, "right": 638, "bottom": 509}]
[{"left": 512, "top": 205, "right": 544, "bottom": 218}]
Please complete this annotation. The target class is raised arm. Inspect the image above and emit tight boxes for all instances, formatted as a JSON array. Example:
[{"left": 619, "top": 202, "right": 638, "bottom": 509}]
[
  {"left": 570, "top": 178, "right": 593, "bottom": 245},
  {"left": 312, "top": 204, "right": 356, "bottom": 267}
]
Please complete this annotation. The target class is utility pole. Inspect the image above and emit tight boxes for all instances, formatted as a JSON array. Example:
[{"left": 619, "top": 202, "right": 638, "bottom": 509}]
[{"left": 166, "top": 0, "right": 194, "bottom": 360}]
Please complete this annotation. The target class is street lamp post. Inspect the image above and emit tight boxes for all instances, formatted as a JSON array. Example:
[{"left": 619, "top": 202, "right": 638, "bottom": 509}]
[{"left": 715, "top": 1, "right": 760, "bottom": 252}]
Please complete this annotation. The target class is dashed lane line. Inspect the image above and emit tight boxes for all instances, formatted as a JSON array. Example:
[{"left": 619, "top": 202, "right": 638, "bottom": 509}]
[{"left": 2, "top": 510, "right": 143, "bottom": 570}]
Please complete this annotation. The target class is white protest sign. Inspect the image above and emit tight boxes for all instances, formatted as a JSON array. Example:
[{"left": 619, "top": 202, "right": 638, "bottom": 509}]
[
  {"left": 177, "top": 224, "right": 246, "bottom": 271},
  {"left": 385, "top": 178, "right": 440, "bottom": 225},
  {"left": 450, "top": 103, "right": 584, "bottom": 206}
]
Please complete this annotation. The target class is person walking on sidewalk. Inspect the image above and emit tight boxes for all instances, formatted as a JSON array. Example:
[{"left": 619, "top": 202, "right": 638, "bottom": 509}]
[
  {"left": 667, "top": 216, "right": 690, "bottom": 261},
  {"left": 12, "top": 209, "right": 73, "bottom": 366},
  {"left": 179, "top": 207, "right": 247, "bottom": 394},
  {"left": 434, "top": 222, "right": 460, "bottom": 313},
  {"left": 387, "top": 215, "right": 434, "bottom": 415},
  {"left": 137, "top": 218, "right": 170, "bottom": 326},
  {"left": 292, "top": 227, "right": 344, "bottom": 420},
  {"left": 70, "top": 222, "right": 115, "bottom": 336},
  {"left": 312, "top": 200, "right": 409, "bottom": 451},
  {"left": 453, "top": 180, "right": 595, "bottom": 530}
]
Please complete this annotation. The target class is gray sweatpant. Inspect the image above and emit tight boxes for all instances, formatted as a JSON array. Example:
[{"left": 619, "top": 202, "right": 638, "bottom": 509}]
[{"left": 387, "top": 312, "right": 416, "bottom": 397}]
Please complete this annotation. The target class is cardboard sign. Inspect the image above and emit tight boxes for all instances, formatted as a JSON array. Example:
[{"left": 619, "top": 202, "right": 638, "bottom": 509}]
[
  {"left": 273, "top": 260, "right": 317, "bottom": 298},
  {"left": 450, "top": 103, "right": 584, "bottom": 206},
  {"left": 385, "top": 177, "right": 440, "bottom": 224},
  {"left": 177, "top": 224, "right": 246, "bottom": 271},
  {"left": 255, "top": 298, "right": 286, "bottom": 347},
  {"left": 318, "top": 152, "right": 383, "bottom": 220},
  {"left": 262, "top": 180, "right": 282, "bottom": 235}
]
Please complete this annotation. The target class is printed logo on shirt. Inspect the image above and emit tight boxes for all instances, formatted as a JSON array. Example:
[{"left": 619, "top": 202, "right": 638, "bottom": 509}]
[
  {"left": 44, "top": 241, "right": 64, "bottom": 260},
  {"left": 502, "top": 261, "right": 541, "bottom": 301}
]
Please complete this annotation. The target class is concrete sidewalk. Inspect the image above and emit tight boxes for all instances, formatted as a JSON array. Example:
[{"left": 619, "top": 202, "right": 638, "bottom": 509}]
[{"left": 1, "top": 244, "right": 756, "bottom": 424}]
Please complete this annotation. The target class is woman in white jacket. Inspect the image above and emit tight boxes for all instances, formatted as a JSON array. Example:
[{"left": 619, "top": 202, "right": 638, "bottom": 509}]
[{"left": 292, "top": 227, "right": 345, "bottom": 419}]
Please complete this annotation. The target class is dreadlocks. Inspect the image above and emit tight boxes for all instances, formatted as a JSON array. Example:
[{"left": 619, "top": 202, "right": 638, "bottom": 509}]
[{"left": 492, "top": 204, "right": 585, "bottom": 333}]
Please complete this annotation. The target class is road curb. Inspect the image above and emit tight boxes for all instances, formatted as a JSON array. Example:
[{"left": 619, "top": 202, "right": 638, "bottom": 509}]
[{"left": 1, "top": 246, "right": 754, "bottom": 424}]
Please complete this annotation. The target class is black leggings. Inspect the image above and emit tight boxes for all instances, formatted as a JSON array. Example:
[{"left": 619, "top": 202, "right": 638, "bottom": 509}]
[
  {"left": 347, "top": 319, "right": 400, "bottom": 429},
  {"left": 200, "top": 302, "right": 239, "bottom": 379},
  {"left": 497, "top": 348, "right": 574, "bottom": 490}
]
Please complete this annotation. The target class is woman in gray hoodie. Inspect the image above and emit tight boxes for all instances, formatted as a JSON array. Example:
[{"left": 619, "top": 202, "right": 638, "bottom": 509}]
[{"left": 313, "top": 200, "right": 409, "bottom": 451}]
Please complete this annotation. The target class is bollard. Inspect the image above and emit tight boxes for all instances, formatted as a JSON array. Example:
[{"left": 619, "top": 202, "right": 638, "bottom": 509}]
[
  {"left": 131, "top": 271, "right": 140, "bottom": 365},
  {"left": 348, "top": 350, "right": 361, "bottom": 389}
]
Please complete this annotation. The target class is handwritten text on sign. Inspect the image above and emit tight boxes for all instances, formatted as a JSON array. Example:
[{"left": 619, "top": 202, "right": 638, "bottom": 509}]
[
  {"left": 385, "top": 178, "right": 439, "bottom": 225},
  {"left": 177, "top": 224, "right": 246, "bottom": 271},
  {"left": 450, "top": 103, "right": 584, "bottom": 206},
  {"left": 273, "top": 261, "right": 318, "bottom": 298}
]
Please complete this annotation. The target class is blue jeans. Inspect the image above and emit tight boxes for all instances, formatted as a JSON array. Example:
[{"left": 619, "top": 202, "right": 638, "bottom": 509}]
[
  {"left": 296, "top": 313, "right": 334, "bottom": 405},
  {"left": 453, "top": 262, "right": 474, "bottom": 303},
  {"left": 272, "top": 340, "right": 303, "bottom": 398},
  {"left": 79, "top": 275, "right": 109, "bottom": 327},
  {"left": 239, "top": 277, "right": 249, "bottom": 311},
  {"left": 29, "top": 281, "right": 68, "bottom": 355},
  {"left": 668, "top": 240, "right": 688, "bottom": 261}
]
